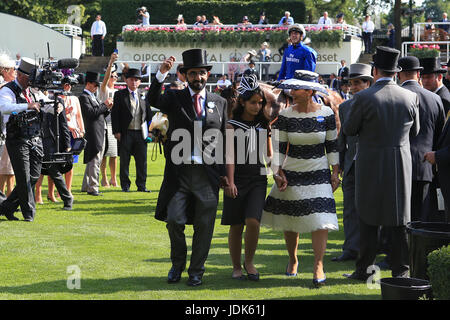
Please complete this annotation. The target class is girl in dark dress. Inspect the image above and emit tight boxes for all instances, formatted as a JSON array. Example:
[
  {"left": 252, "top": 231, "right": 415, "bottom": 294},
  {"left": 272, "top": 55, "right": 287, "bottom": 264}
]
[{"left": 222, "top": 75, "right": 271, "bottom": 281}]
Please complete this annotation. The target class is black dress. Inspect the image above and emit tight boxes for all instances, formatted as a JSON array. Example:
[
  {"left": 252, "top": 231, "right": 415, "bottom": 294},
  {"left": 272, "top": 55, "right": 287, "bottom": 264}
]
[{"left": 221, "top": 116, "right": 269, "bottom": 225}]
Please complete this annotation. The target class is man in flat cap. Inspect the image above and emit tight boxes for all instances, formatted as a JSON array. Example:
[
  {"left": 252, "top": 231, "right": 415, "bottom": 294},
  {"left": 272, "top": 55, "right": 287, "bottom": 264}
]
[
  {"left": 146, "top": 49, "right": 228, "bottom": 287},
  {"left": 398, "top": 56, "right": 446, "bottom": 222},
  {"left": 0, "top": 57, "right": 42, "bottom": 221},
  {"left": 343, "top": 47, "right": 419, "bottom": 281}
]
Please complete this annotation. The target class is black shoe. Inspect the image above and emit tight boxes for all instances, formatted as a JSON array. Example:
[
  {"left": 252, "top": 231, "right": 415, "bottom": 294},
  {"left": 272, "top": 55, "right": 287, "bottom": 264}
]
[
  {"left": 376, "top": 259, "right": 391, "bottom": 270},
  {"left": 167, "top": 267, "right": 182, "bottom": 283},
  {"left": 122, "top": 188, "right": 130, "bottom": 192},
  {"left": 187, "top": 275, "right": 202, "bottom": 286},
  {"left": 63, "top": 205, "right": 73, "bottom": 211},
  {"left": 343, "top": 271, "right": 369, "bottom": 282},
  {"left": 87, "top": 191, "right": 103, "bottom": 196},
  {"left": 23, "top": 217, "right": 34, "bottom": 222},
  {"left": 331, "top": 251, "right": 358, "bottom": 262},
  {"left": 137, "top": 188, "right": 151, "bottom": 193},
  {"left": 4, "top": 213, "right": 19, "bottom": 221},
  {"left": 243, "top": 262, "right": 260, "bottom": 281}
]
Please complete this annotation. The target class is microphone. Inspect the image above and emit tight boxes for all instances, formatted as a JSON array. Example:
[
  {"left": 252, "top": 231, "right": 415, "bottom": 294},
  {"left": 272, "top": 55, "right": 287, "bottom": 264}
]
[{"left": 57, "top": 58, "right": 79, "bottom": 69}]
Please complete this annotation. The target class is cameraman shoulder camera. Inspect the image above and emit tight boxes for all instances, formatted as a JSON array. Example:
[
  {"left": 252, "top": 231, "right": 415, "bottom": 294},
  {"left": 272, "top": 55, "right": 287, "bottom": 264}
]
[{"left": 0, "top": 57, "right": 45, "bottom": 222}]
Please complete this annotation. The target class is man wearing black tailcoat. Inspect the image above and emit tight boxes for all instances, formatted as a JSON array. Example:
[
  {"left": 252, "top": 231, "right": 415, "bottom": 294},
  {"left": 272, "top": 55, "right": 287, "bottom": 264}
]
[
  {"left": 398, "top": 56, "right": 446, "bottom": 222},
  {"left": 79, "top": 71, "right": 113, "bottom": 196},
  {"left": 420, "top": 57, "right": 450, "bottom": 115},
  {"left": 343, "top": 47, "right": 420, "bottom": 281},
  {"left": 111, "top": 68, "right": 152, "bottom": 192},
  {"left": 333, "top": 63, "right": 373, "bottom": 262},
  {"left": 146, "top": 49, "right": 228, "bottom": 286}
]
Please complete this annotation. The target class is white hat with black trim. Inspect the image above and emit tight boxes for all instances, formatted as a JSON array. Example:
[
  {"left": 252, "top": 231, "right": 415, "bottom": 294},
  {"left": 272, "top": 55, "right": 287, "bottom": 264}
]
[
  {"left": 277, "top": 70, "right": 328, "bottom": 95},
  {"left": 0, "top": 52, "right": 15, "bottom": 69},
  {"left": 288, "top": 24, "right": 306, "bottom": 37}
]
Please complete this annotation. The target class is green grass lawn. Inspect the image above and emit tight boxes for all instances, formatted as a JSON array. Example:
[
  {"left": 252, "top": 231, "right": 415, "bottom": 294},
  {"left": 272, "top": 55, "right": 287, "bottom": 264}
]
[{"left": 0, "top": 149, "right": 390, "bottom": 300}]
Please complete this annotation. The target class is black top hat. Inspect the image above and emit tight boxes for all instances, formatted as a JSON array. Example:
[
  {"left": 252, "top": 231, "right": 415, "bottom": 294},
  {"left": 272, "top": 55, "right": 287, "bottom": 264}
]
[
  {"left": 372, "top": 46, "right": 402, "bottom": 73},
  {"left": 398, "top": 56, "right": 423, "bottom": 72},
  {"left": 419, "top": 57, "right": 447, "bottom": 74},
  {"left": 61, "top": 77, "right": 71, "bottom": 85},
  {"left": 179, "top": 49, "right": 212, "bottom": 73},
  {"left": 85, "top": 71, "right": 100, "bottom": 85},
  {"left": 125, "top": 68, "right": 142, "bottom": 79}
]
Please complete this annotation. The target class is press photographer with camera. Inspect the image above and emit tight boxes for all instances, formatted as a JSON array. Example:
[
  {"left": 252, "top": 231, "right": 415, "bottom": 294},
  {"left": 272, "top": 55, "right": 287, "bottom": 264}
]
[{"left": 0, "top": 57, "right": 43, "bottom": 221}]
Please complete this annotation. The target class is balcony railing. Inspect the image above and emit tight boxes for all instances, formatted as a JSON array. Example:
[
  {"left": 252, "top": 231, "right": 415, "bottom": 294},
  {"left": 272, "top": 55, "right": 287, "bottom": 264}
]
[{"left": 45, "top": 24, "right": 82, "bottom": 37}]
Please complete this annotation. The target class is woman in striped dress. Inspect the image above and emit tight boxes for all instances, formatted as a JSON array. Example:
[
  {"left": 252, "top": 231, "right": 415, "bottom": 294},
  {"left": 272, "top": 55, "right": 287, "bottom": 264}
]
[{"left": 262, "top": 71, "right": 340, "bottom": 287}]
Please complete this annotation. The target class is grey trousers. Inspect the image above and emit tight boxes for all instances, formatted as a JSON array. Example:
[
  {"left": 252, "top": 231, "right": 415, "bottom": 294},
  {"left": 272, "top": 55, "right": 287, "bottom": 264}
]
[
  {"left": 342, "top": 166, "right": 360, "bottom": 254},
  {"left": 82, "top": 140, "right": 105, "bottom": 193},
  {"left": 166, "top": 165, "right": 219, "bottom": 278}
]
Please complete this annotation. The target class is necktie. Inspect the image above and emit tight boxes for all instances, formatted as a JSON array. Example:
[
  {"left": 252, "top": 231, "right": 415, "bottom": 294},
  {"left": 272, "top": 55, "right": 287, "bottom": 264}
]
[
  {"left": 193, "top": 94, "right": 202, "bottom": 118},
  {"left": 22, "top": 89, "right": 32, "bottom": 103}
]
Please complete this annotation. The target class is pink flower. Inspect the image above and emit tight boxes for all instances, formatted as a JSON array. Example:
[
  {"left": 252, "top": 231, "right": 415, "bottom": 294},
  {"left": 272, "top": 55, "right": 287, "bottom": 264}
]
[
  {"left": 436, "top": 45, "right": 440, "bottom": 49},
  {"left": 411, "top": 44, "right": 416, "bottom": 49},
  {"left": 423, "top": 44, "right": 429, "bottom": 48},
  {"left": 418, "top": 44, "right": 423, "bottom": 49}
]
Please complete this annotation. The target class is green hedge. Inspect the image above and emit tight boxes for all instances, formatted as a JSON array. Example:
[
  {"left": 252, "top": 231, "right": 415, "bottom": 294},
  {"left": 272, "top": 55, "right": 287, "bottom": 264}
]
[
  {"left": 101, "top": 0, "right": 307, "bottom": 54},
  {"left": 428, "top": 245, "right": 450, "bottom": 300}
]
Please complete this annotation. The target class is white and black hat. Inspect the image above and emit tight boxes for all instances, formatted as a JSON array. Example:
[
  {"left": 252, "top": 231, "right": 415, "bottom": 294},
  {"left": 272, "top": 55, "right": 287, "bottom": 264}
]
[{"left": 277, "top": 70, "right": 328, "bottom": 95}]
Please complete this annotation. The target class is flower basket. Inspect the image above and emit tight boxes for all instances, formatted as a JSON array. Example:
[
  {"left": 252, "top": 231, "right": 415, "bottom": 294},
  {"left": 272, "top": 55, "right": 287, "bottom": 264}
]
[
  {"left": 409, "top": 44, "right": 441, "bottom": 58},
  {"left": 122, "top": 26, "right": 344, "bottom": 48}
]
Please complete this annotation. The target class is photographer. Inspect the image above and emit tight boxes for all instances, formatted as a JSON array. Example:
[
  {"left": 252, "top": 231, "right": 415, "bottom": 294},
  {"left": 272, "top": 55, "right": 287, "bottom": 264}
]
[
  {"left": 138, "top": 7, "right": 150, "bottom": 26},
  {"left": 0, "top": 57, "right": 42, "bottom": 221}
]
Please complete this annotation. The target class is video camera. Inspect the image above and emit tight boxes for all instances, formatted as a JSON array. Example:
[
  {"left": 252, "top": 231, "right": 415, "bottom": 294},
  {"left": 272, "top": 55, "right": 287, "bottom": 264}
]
[{"left": 29, "top": 58, "right": 83, "bottom": 90}]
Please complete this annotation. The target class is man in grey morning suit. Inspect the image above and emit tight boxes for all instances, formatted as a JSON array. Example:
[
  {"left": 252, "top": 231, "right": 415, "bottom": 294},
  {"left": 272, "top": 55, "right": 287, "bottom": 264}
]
[
  {"left": 398, "top": 56, "right": 446, "bottom": 222},
  {"left": 333, "top": 63, "right": 373, "bottom": 262},
  {"left": 146, "top": 49, "right": 228, "bottom": 287},
  {"left": 343, "top": 47, "right": 420, "bottom": 281}
]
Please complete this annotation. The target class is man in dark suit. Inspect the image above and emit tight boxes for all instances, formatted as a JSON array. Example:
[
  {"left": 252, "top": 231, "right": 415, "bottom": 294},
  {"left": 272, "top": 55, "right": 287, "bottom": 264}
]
[
  {"left": 111, "top": 68, "right": 152, "bottom": 192},
  {"left": 425, "top": 115, "right": 450, "bottom": 222},
  {"left": 343, "top": 47, "right": 420, "bottom": 281},
  {"left": 146, "top": 49, "right": 228, "bottom": 287},
  {"left": 420, "top": 57, "right": 450, "bottom": 115},
  {"left": 79, "top": 71, "right": 113, "bottom": 196},
  {"left": 398, "top": 56, "right": 446, "bottom": 222},
  {"left": 333, "top": 63, "right": 373, "bottom": 262},
  {"left": 420, "top": 57, "right": 450, "bottom": 221}
]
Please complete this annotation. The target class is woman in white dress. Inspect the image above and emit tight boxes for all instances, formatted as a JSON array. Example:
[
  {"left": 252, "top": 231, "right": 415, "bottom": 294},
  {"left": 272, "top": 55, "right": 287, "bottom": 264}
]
[
  {"left": 99, "top": 52, "right": 119, "bottom": 187},
  {"left": 262, "top": 71, "right": 340, "bottom": 287}
]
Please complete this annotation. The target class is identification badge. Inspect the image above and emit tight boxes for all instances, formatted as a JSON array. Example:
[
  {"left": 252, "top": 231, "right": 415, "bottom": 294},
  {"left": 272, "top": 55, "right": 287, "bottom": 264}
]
[{"left": 316, "top": 116, "right": 325, "bottom": 122}]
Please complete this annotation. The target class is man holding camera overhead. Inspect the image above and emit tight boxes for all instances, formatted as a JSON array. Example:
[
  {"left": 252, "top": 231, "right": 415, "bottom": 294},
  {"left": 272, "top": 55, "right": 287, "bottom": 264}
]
[{"left": 0, "top": 58, "right": 43, "bottom": 222}]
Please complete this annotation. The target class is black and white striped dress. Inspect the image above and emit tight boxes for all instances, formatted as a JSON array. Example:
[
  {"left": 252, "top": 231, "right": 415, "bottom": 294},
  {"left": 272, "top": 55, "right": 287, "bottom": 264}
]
[{"left": 262, "top": 105, "right": 339, "bottom": 233}]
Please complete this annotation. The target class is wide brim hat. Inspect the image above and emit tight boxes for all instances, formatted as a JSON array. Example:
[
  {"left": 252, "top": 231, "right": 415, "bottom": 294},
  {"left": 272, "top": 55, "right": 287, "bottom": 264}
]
[
  {"left": 125, "top": 68, "right": 142, "bottom": 79},
  {"left": 372, "top": 46, "right": 402, "bottom": 73},
  {"left": 288, "top": 24, "right": 306, "bottom": 37},
  {"left": 17, "top": 57, "right": 38, "bottom": 75},
  {"left": 277, "top": 70, "right": 328, "bottom": 95},
  {"left": 179, "top": 49, "right": 212, "bottom": 73},
  {"left": 398, "top": 56, "right": 423, "bottom": 72},
  {"left": 419, "top": 57, "right": 447, "bottom": 74},
  {"left": 346, "top": 63, "right": 373, "bottom": 82},
  {"left": 0, "top": 53, "right": 15, "bottom": 69},
  {"left": 247, "top": 50, "right": 257, "bottom": 56},
  {"left": 85, "top": 71, "right": 100, "bottom": 85}
]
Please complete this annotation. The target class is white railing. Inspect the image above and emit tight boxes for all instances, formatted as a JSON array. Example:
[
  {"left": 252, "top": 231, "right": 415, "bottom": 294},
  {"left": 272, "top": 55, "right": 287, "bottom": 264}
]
[
  {"left": 112, "top": 60, "right": 341, "bottom": 91},
  {"left": 401, "top": 41, "right": 450, "bottom": 62},
  {"left": 45, "top": 24, "right": 82, "bottom": 37},
  {"left": 121, "top": 23, "right": 361, "bottom": 38},
  {"left": 413, "top": 22, "right": 450, "bottom": 42}
]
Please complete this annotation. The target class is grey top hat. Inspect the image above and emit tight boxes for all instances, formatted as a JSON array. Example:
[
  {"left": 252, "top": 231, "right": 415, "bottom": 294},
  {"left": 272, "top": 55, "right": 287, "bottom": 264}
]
[
  {"left": 347, "top": 63, "right": 373, "bottom": 82},
  {"left": 17, "top": 57, "right": 38, "bottom": 75}
]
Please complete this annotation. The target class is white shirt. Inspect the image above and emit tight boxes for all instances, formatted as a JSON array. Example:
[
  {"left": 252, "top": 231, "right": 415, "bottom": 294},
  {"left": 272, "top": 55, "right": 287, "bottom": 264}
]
[
  {"left": 0, "top": 80, "right": 28, "bottom": 115},
  {"left": 142, "top": 12, "right": 150, "bottom": 26},
  {"left": 362, "top": 20, "right": 375, "bottom": 33},
  {"left": 318, "top": 16, "right": 332, "bottom": 25},
  {"left": 217, "top": 79, "right": 231, "bottom": 88},
  {"left": 91, "top": 20, "right": 107, "bottom": 36}
]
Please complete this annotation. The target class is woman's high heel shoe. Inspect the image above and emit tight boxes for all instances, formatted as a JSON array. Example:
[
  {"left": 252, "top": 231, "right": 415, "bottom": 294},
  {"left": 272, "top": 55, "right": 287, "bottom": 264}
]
[
  {"left": 243, "top": 262, "right": 260, "bottom": 281},
  {"left": 312, "top": 274, "right": 326, "bottom": 288},
  {"left": 285, "top": 263, "right": 298, "bottom": 277}
]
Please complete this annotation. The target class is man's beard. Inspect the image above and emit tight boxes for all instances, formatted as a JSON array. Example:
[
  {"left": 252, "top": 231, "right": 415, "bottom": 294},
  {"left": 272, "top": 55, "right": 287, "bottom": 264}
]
[{"left": 188, "top": 79, "right": 206, "bottom": 91}]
